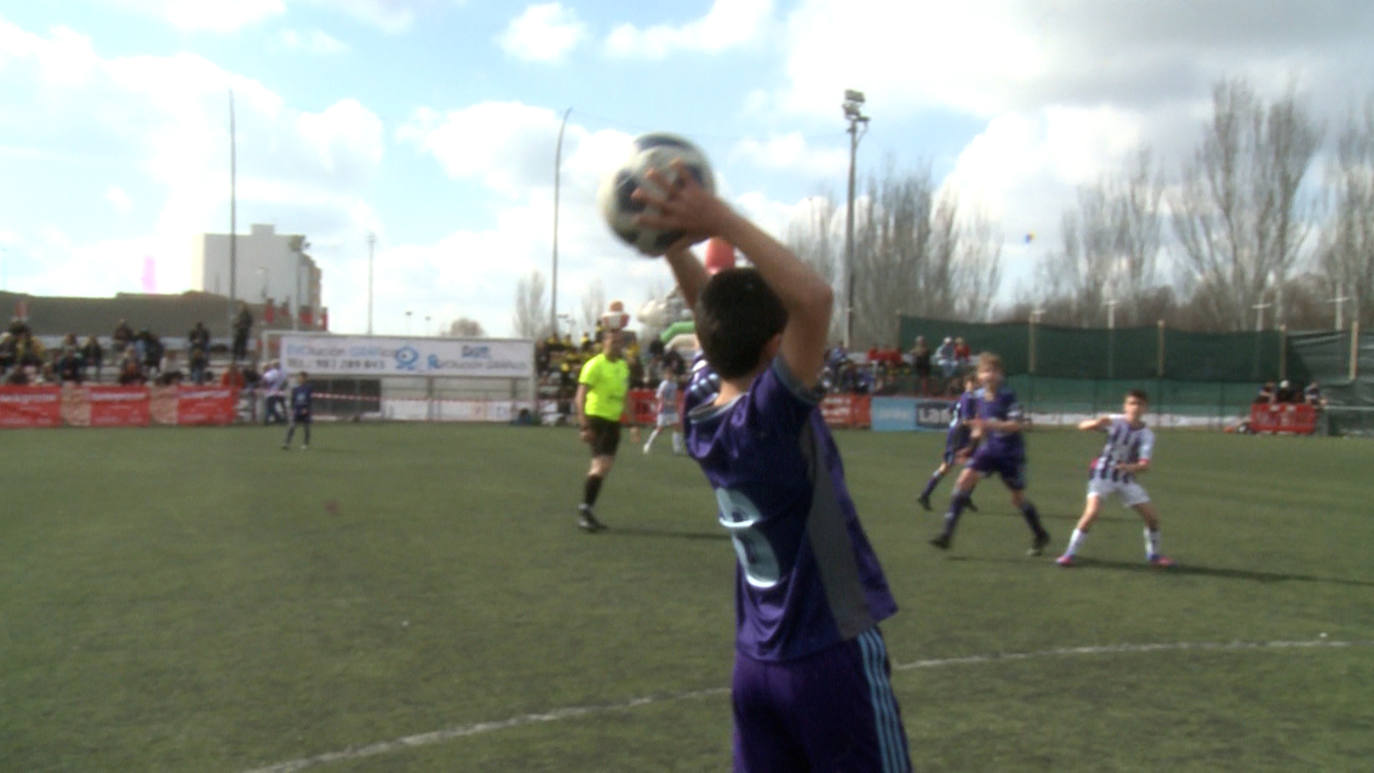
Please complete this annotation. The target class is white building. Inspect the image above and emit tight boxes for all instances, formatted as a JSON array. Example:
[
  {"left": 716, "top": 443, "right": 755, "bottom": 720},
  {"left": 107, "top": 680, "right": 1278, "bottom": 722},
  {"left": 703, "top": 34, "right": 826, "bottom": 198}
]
[{"left": 193, "top": 224, "right": 322, "bottom": 318}]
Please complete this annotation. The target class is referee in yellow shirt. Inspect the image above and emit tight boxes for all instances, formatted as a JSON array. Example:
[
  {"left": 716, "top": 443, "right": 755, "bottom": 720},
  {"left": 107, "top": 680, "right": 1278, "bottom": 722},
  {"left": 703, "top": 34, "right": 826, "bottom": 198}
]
[{"left": 574, "top": 328, "right": 630, "bottom": 532}]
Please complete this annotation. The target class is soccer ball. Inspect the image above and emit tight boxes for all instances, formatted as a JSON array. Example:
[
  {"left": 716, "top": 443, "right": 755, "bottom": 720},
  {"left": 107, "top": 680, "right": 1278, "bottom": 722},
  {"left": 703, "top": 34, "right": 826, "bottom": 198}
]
[
  {"left": 601, "top": 300, "right": 630, "bottom": 331},
  {"left": 598, "top": 132, "right": 715, "bottom": 256}
]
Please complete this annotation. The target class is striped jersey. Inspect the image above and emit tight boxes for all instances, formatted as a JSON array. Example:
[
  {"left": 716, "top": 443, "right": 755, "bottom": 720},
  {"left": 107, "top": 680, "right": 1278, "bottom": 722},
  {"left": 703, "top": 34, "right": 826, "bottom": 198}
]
[
  {"left": 946, "top": 389, "right": 977, "bottom": 450},
  {"left": 1088, "top": 416, "right": 1154, "bottom": 483},
  {"left": 683, "top": 355, "right": 897, "bottom": 662}
]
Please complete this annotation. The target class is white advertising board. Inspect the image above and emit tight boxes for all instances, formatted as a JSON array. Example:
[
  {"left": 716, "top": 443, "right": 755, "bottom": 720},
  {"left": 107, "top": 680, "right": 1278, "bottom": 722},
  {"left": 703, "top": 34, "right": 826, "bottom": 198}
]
[{"left": 279, "top": 335, "right": 534, "bottom": 379}]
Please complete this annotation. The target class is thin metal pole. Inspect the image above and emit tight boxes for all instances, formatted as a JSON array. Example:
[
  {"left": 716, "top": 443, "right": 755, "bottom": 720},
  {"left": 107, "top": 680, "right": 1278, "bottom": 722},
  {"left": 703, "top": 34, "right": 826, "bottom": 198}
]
[
  {"left": 552, "top": 107, "right": 571, "bottom": 338},
  {"left": 367, "top": 232, "right": 376, "bottom": 336},
  {"left": 229, "top": 89, "right": 237, "bottom": 333},
  {"left": 844, "top": 122, "right": 858, "bottom": 349}
]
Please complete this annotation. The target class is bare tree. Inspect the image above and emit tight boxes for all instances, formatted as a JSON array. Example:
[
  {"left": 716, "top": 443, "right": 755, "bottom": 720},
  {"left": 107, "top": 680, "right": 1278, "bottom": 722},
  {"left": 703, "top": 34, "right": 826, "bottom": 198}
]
[
  {"left": 512, "top": 270, "right": 550, "bottom": 339},
  {"left": 446, "top": 317, "right": 486, "bottom": 338},
  {"left": 577, "top": 279, "right": 606, "bottom": 336},
  {"left": 1317, "top": 95, "right": 1374, "bottom": 329},
  {"left": 1036, "top": 148, "right": 1164, "bottom": 326},
  {"left": 1170, "top": 79, "right": 1321, "bottom": 330}
]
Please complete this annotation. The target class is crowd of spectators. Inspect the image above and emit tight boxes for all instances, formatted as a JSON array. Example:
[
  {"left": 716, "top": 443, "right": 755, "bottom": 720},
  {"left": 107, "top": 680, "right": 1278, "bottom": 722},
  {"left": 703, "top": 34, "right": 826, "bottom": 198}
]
[
  {"left": 0, "top": 304, "right": 257, "bottom": 389},
  {"left": 1254, "top": 379, "right": 1326, "bottom": 409}
]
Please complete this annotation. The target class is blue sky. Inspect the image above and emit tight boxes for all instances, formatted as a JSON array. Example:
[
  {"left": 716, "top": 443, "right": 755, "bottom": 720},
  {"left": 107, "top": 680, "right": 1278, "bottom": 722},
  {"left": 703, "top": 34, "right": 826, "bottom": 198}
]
[{"left": 2, "top": 1, "right": 1371, "bottom": 337}]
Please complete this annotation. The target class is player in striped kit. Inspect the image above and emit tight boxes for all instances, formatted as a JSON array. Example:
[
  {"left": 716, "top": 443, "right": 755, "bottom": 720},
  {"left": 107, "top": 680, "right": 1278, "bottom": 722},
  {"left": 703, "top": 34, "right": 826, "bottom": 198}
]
[{"left": 1056, "top": 389, "right": 1173, "bottom": 567}]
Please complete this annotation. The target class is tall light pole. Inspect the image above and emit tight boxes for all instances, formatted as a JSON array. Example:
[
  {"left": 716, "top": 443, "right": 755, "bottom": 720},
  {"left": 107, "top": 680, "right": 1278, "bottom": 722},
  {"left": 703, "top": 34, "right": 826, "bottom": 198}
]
[
  {"left": 228, "top": 89, "right": 238, "bottom": 335},
  {"left": 367, "top": 232, "right": 376, "bottom": 335},
  {"left": 842, "top": 90, "right": 869, "bottom": 349},
  {"left": 552, "top": 107, "right": 571, "bottom": 339}
]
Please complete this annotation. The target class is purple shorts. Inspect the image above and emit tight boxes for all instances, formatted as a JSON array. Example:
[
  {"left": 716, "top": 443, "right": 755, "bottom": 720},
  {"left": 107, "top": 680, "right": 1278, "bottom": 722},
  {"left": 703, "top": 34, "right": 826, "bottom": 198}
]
[
  {"left": 732, "top": 628, "right": 911, "bottom": 772},
  {"left": 967, "top": 448, "right": 1027, "bottom": 490}
]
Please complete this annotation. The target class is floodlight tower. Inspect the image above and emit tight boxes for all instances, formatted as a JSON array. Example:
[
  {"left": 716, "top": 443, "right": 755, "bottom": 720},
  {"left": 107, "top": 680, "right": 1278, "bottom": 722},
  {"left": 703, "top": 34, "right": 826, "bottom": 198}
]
[{"left": 842, "top": 89, "right": 870, "bottom": 349}]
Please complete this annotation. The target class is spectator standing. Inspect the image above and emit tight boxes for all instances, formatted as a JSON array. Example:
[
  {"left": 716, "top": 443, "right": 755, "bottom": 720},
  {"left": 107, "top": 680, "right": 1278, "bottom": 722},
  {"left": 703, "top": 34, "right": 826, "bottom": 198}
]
[
  {"left": 1254, "top": 382, "right": 1276, "bottom": 404},
  {"left": 1304, "top": 380, "right": 1326, "bottom": 409},
  {"left": 261, "top": 361, "right": 287, "bottom": 424},
  {"left": 81, "top": 336, "right": 103, "bottom": 382},
  {"left": 936, "top": 336, "right": 958, "bottom": 383},
  {"left": 232, "top": 304, "right": 253, "bottom": 363},
  {"left": 112, "top": 319, "right": 134, "bottom": 356},
  {"left": 911, "top": 335, "right": 932, "bottom": 395},
  {"left": 0, "top": 331, "right": 14, "bottom": 377},
  {"left": 189, "top": 344, "right": 210, "bottom": 384},
  {"left": 953, "top": 337, "right": 972, "bottom": 372},
  {"left": 188, "top": 321, "right": 211, "bottom": 354}
]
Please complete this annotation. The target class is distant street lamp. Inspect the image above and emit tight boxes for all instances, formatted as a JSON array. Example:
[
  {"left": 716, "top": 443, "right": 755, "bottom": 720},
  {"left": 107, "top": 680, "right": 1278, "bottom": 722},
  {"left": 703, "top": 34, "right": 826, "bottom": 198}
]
[{"left": 842, "top": 89, "right": 870, "bottom": 349}]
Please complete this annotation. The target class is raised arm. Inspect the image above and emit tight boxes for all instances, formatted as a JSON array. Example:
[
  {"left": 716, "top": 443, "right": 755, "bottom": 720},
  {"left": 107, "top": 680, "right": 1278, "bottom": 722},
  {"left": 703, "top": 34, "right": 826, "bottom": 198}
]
[
  {"left": 638, "top": 164, "right": 833, "bottom": 386},
  {"left": 1077, "top": 415, "right": 1111, "bottom": 431},
  {"left": 663, "top": 244, "right": 708, "bottom": 311}
]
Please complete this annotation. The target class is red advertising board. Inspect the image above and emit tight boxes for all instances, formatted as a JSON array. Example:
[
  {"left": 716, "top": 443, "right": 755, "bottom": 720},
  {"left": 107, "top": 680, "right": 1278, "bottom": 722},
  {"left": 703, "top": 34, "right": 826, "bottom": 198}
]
[
  {"left": 820, "top": 394, "right": 871, "bottom": 429},
  {"left": 0, "top": 386, "right": 61, "bottom": 428},
  {"left": 1249, "top": 402, "right": 1317, "bottom": 435},
  {"left": 87, "top": 385, "right": 151, "bottom": 427},
  {"left": 176, "top": 386, "right": 238, "bottom": 425}
]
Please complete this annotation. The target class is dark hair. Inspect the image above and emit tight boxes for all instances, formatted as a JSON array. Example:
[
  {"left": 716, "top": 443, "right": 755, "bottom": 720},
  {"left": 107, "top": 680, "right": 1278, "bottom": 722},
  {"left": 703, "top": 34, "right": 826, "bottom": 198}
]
[
  {"left": 694, "top": 268, "right": 787, "bottom": 379},
  {"left": 1126, "top": 388, "right": 1148, "bottom": 403}
]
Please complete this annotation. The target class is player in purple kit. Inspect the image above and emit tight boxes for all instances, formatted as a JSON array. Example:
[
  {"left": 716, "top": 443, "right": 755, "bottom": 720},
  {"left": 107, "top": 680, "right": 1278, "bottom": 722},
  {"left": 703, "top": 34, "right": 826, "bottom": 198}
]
[
  {"left": 281, "top": 371, "right": 312, "bottom": 450},
  {"left": 917, "top": 370, "right": 980, "bottom": 512},
  {"left": 1056, "top": 389, "right": 1173, "bottom": 567},
  {"left": 929, "top": 352, "right": 1050, "bottom": 555},
  {"left": 636, "top": 161, "right": 911, "bottom": 772}
]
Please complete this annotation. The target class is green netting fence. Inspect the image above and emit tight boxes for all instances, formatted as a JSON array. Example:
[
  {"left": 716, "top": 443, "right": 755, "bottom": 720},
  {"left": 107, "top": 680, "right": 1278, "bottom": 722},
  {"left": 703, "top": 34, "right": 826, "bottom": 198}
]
[{"left": 897, "top": 316, "right": 1371, "bottom": 426}]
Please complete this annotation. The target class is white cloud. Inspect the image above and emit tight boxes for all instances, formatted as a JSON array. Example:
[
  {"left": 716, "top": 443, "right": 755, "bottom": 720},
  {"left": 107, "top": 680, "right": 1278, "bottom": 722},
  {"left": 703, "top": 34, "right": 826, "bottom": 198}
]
[
  {"left": 729, "top": 132, "right": 849, "bottom": 180},
  {"left": 299, "top": 0, "right": 425, "bottom": 34},
  {"left": 106, "top": 186, "right": 134, "bottom": 214},
  {"left": 604, "top": 0, "right": 774, "bottom": 60},
  {"left": 108, "top": 0, "right": 286, "bottom": 32},
  {"left": 497, "top": 3, "right": 586, "bottom": 63},
  {"left": 279, "top": 28, "right": 349, "bottom": 55}
]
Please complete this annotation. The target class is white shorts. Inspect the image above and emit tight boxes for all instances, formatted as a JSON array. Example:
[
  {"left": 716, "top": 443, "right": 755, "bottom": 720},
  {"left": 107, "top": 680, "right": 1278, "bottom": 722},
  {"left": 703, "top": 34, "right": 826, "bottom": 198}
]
[
  {"left": 1087, "top": 477, "right": 1150, "bottom": 507},
  {"left": 655, "top": 412, "right": 679, "bottom": 428}
]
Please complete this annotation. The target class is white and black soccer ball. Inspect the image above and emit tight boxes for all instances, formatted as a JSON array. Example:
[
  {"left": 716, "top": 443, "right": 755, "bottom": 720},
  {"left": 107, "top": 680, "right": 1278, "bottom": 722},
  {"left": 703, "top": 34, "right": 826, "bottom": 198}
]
[{"left": 598, "top": 132, "right": 715, "bottom": 256}]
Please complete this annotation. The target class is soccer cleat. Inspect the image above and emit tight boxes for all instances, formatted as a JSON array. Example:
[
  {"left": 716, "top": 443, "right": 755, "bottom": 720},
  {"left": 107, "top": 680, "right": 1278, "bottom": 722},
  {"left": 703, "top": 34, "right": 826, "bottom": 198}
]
[
  {"left": 281, "top": 443, "right": 289, "bottom": 450},
  {"left": 966, "top": 499, "right": 979, "bottom": 513},
  {"left": 1055, "top": 554, "right": 1076, "bottom": 567},
  {"left": 301, "top": 445, "right": 309, "bottom": 450},
  {"left": 1028, "top": 530, "right": 1051, "bottom": 557},
  {"left": 928, "top": 534, "right": 951, "bottom": 550},
  {"left": 577, "top": 506, "right": 606, "bottom": 533},
  {"left": 1148, "top": 554, "right": 1174, "bottom": 568},
  {"left": 917, "top": 494, "right": 932, "bottom": 511}
]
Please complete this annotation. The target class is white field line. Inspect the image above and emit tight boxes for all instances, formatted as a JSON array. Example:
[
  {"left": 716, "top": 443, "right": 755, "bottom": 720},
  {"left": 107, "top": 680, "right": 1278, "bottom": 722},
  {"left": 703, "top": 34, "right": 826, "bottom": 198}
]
[{"left": 244, "top": 637, "right": 1372, "bottom": 773}]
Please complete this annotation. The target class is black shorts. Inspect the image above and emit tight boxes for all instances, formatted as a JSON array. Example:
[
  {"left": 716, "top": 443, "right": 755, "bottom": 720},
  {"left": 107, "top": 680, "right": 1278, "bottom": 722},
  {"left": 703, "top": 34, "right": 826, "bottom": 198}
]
[{"left": 585, "top": 416, "right": 621, "bottom": 457}]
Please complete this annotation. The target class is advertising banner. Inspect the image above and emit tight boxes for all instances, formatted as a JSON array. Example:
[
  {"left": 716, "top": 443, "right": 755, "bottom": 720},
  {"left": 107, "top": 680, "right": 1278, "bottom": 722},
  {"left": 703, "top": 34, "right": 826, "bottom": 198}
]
[
  {"left": 88, "top": 386, "right": 151, "bottom": 427},
  {"left": 0, "top": 386, "right": 61, "bottom": 428},
  {"left": 915, "top": 399, "right": 956, "bottom": 431},
  {"left": 280, "top": 335, "right": 534, "bottom": 379},
  {"left": 1249, "top": 402, "right": 1317, "bottom": 435},
  {"left": 176, "top": 387, "right": 239, "bottom": 425},
  {"left": 820, "top": 394, "right": 871, "bottom": 429},
  {"left": 870, "top": 396, "right": 917, "bottom": 432}
]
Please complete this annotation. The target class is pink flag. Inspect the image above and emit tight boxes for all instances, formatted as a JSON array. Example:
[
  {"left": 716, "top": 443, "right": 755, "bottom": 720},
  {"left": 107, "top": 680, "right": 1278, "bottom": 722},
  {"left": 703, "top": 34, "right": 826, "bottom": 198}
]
[{"left": 141, "top": 256, "right": 156, "bottom": 293}]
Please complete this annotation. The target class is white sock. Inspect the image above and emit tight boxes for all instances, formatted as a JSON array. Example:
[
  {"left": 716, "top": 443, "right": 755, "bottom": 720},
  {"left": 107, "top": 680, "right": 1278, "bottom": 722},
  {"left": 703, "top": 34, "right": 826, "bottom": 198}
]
[
  {"left": 1065, "top": 528, "right": 1087, "bottom": 557},
  {"left": 671, "top": 431, "right": 683, "bottom": 453},
  {"left": 1145, "top": 527, "right": 1161, "bottom": 557},
  {"left": 644, "top": 428, "right": 660, "bottom": 449}
]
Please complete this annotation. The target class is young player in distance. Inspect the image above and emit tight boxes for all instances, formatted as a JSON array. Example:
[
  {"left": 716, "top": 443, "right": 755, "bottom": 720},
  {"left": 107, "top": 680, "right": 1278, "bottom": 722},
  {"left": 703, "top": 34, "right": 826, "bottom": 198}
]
[
  {"left": 282, "top": 371, "right": 312, "bottom": 450},
  {"left": 637, "top": 161, "right": 912, "bottom": 772},
  {"left": 916, "top": 370, "right": 981, "bottom": 512},
  {"left": 1056, "top": 389, "right": 1174, "bottom": 567},
  {"left": 929, "top": 352, "right": 1050, "bottom": 555},
  {"left": 641, "top": 367, "right": 683, "bottom": 455},
  {"left": 574, "top": 328, "right": 630, "bottom": 532}
]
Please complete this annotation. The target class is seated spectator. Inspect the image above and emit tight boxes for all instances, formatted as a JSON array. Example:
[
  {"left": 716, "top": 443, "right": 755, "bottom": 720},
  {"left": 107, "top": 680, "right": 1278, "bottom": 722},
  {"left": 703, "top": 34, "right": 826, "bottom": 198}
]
[
  {"left": 189, "top": 345, "right": 209, "bottom": 385},
  {"left": 82, "top": 335, "right": 103, "bottom": 382},
  {"left": 140, "top": 330, "right": 164, "bottom": 377},
  {"left": 1275, "top": 379, "right": 1299, "bottom": 403},
  {"left": 15, "top": 331, "right": 45, "bottom": 368},
  {"left": 1304, "top": 380, "right": 1326, "bottom": 409},
  {"left": 56, "top": 348, "right": 84, "bottom": 384},
  {"left": 0, "top": 331, "right": 14, "bottom": 376},
  {"left": 953, "top": 337, "right": 972, "bottom": 372},
  {"left": 936, "top": 336, "right": 958, "bottom": 380},
  {"left": 5, "top": 363, "right": 29, "bottom": 385},
  {"left": 1254, "top": 382, "right": 1276, "bottom": 404},
  {"left": 117, "top": 349, "right": 145, "bottom": 385},
  {"left": 221, "top": 362, "right": 246, "bottom": 389}
]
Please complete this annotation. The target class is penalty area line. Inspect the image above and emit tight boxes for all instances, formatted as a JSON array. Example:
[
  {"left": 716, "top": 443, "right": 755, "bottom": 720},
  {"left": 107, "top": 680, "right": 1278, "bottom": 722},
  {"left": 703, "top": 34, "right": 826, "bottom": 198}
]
[{"left": 244, "top": 637, "right": 1371, "bottom": 772}]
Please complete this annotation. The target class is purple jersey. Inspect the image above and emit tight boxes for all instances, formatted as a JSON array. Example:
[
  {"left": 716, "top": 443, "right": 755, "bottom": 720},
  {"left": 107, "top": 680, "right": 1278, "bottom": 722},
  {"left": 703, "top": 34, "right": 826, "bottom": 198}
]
[
  {"left": 684, "top": 356, "right": 897, "bottom": 662},
  {"left": 972, "top": 387, "right": 1024, "bottom": 460},
  {"left": 944, "top": 390, "right": 977, "bottom": 456}
]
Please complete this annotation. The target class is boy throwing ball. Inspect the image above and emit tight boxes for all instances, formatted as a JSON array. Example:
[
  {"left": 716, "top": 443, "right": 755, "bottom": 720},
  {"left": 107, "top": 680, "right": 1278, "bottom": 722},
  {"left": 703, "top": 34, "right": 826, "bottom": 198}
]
[{"left": 636, "top": 161, "right": 911, "bottom": 772}]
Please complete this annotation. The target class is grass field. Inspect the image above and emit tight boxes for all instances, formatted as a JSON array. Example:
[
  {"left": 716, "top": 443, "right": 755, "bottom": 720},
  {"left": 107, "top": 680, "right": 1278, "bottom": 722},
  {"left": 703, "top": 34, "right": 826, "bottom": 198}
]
[{"left": 3, "top": 422, "right": 1372, "bottom": 772}]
